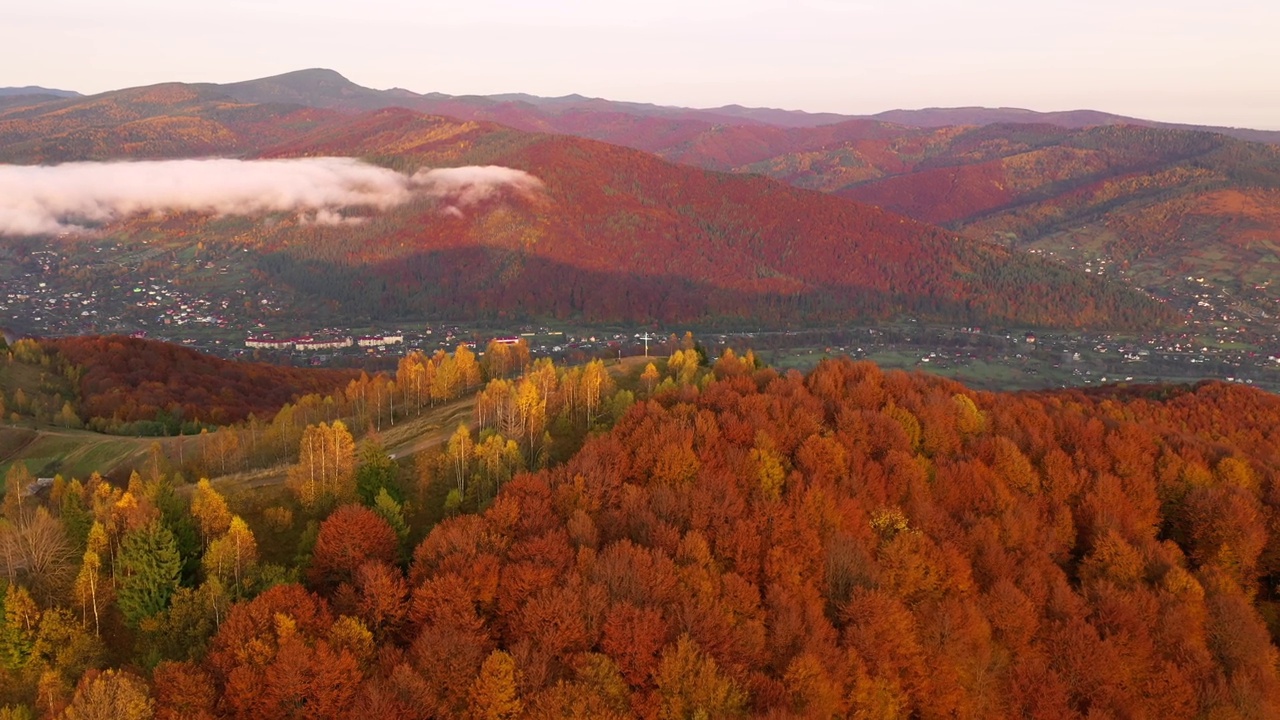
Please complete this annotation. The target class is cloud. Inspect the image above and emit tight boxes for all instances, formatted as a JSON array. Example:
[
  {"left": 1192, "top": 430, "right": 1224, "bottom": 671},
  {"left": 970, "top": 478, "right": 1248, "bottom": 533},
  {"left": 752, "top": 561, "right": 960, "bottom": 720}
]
[
  {"left": 412, "top": 166, "right": 545, "bottom": 207},
  {"left": 0, "top": 158, "right": 544, "bottom": 236}
]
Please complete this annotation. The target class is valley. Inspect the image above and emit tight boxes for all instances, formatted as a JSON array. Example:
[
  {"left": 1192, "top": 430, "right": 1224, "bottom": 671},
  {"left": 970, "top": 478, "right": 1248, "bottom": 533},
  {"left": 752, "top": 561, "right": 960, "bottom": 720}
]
[
  {"left": 4, "top": 61, "right": 1280, "bottom": 718},
  {"left": 5, "top": 227, "right": 1278, "bottom": 395}
]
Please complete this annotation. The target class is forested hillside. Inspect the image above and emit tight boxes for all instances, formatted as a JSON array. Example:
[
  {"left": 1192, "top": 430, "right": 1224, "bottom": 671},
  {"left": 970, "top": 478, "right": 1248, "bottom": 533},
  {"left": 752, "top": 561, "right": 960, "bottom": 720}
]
[
  {"left": 3, "top": 352, "right": 1280, "bottom": 718},
  {"left": 48, "top": 337, "right": 358, "bottom": 429},
  {"left": 480, "top": 114, "right": 1280, "bottom": 311},
  {"left": 1, "top": 337, "right": 357, "bottom": 433},
  {"left": 0, "top": 83, "right": 343, "bottom": 163},
  {"left": 0, "top": 87, "right": 1173, "bottom": 330}
]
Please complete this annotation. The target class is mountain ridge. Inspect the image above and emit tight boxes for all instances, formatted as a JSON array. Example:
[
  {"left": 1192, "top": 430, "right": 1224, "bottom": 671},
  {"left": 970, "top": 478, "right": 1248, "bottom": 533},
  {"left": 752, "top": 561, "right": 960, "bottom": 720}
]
[
  {"left": 0, "top": 85, "right": 81, "bottom": 98},
  {"left": 0, "top": 87, "right": 1172, "bottom": 331},
  {"left": 213, "top": 68, "right": 1280, "bottom": 143},
  {"left": 8, "top": 69, "right": 1276, "bottom": 142}
]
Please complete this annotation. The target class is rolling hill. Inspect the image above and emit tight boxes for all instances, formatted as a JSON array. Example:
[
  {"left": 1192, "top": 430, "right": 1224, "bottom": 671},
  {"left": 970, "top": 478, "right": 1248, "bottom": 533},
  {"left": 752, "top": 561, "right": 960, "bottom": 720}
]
[
  {"left": 148, "top": 70, "right": 1280, "bottom": 318},
  {"left": 0, "top": 86, "right": 80, "bottom": 98},
  {"left": 0, "top": 86, "right": 1172, "bottom": 330},
  {"left": 8, "top": 73, "right": 1275, "bottom": 305},
  {"left": 0, "top": 82, "right": 344, "bottom": 163},
  {"left": 210, "top": 69, "right": 1280, "bottom": 144},
  {"left": 869, "top": 106, "right": 1280, "bottom": 144},
  {"left": 677, "top": 122, "right": 1280, "bottom": 314}
]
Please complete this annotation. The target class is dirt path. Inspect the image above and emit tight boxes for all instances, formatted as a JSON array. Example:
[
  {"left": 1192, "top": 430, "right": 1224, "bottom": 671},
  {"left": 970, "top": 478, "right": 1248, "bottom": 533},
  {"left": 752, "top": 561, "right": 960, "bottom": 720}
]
[
  {"left": 173, "top": 358, "right": 646, "bottom": 495},
  {"left": 382, "top": 396, "right": 477, "bottom": 460},
  {"left": 206, "top": 394, "right": 478, "bottom": 495}
]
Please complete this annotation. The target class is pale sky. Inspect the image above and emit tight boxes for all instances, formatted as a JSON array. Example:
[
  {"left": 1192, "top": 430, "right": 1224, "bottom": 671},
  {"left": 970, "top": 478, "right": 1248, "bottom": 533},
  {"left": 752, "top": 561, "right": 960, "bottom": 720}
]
[{"left": 4, "top": 0, "right": 1278, "bottom": 129}]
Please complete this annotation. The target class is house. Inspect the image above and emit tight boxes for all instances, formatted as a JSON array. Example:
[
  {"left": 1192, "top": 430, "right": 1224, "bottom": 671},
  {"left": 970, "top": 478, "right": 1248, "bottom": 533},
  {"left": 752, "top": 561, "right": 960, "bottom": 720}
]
[
  {"left": 296, "top": 337, "right": 353, "bottom": 351},
  {"left": 357, "top": 335, "right": 405, "bottom": 348},
  {"left": 246, "top": 336, "right": 294, "bottom": 350}
]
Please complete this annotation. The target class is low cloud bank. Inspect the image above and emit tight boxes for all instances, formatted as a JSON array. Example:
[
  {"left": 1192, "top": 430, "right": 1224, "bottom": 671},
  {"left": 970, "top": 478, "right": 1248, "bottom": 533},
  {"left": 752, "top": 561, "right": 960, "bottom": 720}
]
[
  {"left": 0, "top": 158, "right": 544, "bottom": 235},
  {"left": 412, "top": 166, "right": 545, "bottom": 207}
]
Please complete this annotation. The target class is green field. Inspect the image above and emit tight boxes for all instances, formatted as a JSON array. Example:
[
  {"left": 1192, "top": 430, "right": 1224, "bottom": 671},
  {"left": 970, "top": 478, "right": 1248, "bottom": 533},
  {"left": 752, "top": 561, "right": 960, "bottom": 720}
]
[{"left": 0, "top": 425, "right": 164, "bottom": 489}]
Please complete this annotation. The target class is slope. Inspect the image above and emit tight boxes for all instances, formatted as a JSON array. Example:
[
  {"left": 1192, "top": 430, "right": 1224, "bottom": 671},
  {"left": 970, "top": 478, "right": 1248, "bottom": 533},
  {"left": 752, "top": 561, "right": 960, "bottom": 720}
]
[
  {"left": 870, "top": 106, "right": 1280, "bottom": 145},
  {"left": 0, "top": 82, "right": 344, "bottom": 162},
  {"left": 196, "top": 71, "right": 1280, "bottom": 316},
  {"left": 0, "top": 88, "right": 1173, "bottom": 330},
  {"left": 46, "top": 356, "right": 1280, "bottom": 718},
  {"left": 512, "top": 117, "right": 1280, "bottom": 319}
]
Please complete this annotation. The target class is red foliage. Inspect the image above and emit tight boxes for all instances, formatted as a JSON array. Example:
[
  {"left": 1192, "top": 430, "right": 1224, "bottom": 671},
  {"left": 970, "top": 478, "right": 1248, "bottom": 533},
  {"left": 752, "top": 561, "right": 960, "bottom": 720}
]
[
  {"left": 62, "top": 357, "right": 1280, "bottom": 718},
  {"left": 47, "top": 100, "right": 1167, "bottom": 328},
  {"left": 207, "top": 584, "right": 335, "bottom": 678},
  {"left": 46, "top": 335, "right": 356, "bottom": 425},
  {"left": 153, "top": 661, "right": 217, "bottom": 720},
  {"left": 308, "top": 505, "right": 400, "bottom": 589},
  {"left": 205, "top": 584, "right": 365, "bottom": 720}
]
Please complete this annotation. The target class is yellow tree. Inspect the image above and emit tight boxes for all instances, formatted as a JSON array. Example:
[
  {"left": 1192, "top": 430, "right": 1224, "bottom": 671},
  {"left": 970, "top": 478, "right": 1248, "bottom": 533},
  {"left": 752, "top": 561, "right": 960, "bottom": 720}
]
[
  {"left": 653, "top": 635, "right": 745, "bottom": 719},
  {"left": 447, "top": 424, "right": 474, "bottom": 498},
  {"left": 287, "top": 421, "right": 356, "bottom": 510},
  {"left": 431, "top": 351, "right": 459, "bottom": 403},
  {"left": 476, "top": 434, "right": 523, "bottom": 502},
  {"left": 579, "top": 360, "right": 613, "bottom": 426},
  {"left": 73, "top": 523, "right": 112, "bottom": 635},
  {"left": 59, "top": 402, "right": 80, "bottom": 429},
  {"left": 641, "top": 362, "right": 660, "bottom": 396},
  {"left": 668, "top": 349, "right": 698, "bottom": 386},
  {"left": 469, "top": 650, "right": 523, "bottom": 720},
  {"left": 483, "top": 340, "right": 513, "bottom": 379},
  {"left": 288, "top": 423, "right": 324, "bottom": 509},
  {"left": 327, "top": 421, "right": 357, "bottom": 501},
  {"left": 61, "top": 669, "right": 153, "bottom": 720},
  {"left": 510, "top": 340, "right": 531, "bottom": 373},
  {"left": 476, "top": 379, "right": 513, "bottom": 431},
  {"left": 455, "top": 344, "right": 483, "bottom": 391},
  {"left": 527, "top": 358, "right": 560, "bottom": 412},
  {"left": 398, "top": 352, "right": 429, "bottom": 415},
  {"left": 512, "top": 377, "right": 547, "bottom": 461},
  {"left": 201, "top": 428, "right": 242, "bottom": 477},
  {"left": 203, "top": 516, "right": 258, "bottom": 592},
  {"left": 189, "top": 480, "right": 231, "bottom": 548}
]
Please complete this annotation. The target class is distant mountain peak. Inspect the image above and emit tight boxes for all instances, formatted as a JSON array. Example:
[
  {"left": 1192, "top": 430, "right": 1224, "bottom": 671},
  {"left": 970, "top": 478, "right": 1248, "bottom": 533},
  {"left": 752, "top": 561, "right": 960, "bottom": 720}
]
[
  {"left": 268, "top": 67, "right": 353, "bottom": 83},
  {"left": 0, "top": 85, "right": 82, "bottom": 99}
]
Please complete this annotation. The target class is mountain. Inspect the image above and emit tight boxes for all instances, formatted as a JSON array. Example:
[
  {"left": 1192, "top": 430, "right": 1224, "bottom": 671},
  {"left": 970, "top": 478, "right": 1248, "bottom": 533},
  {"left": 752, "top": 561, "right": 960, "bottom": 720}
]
[
  {"left": 210, "top": 69, "right": 1280, "bottom": 145},
  {"left": 0, "top": 85, "right": 80, "bottom": 98},
  {"left": 0, "top": 85, "right": 1170, "bottom": 330},
  {"left": 216, "top": 68, "right": 398, "bottom": 112},
  {"left": 0, "top": 86, "right": 83, "bottom": 112},
  {"left": 213, "top": 69, "right": 763, "bottom": 135},
  {"left": 153, "top": 70, "right": 1280, "bottom": 318},
  {"left": 661, "top": 121, "right": 1280, "bottom": 315},
  {"left": 870, "top": 106, "right": 1280, "bottom": 145},
  {"left": 0, "top": 82, "right": 342, "bottom": 163}
]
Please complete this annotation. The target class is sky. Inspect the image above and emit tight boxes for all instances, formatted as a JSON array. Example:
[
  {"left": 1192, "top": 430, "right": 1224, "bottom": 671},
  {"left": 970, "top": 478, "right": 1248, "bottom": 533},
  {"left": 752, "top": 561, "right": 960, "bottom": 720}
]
[{"left": 4, "top": 0, "right": 1279, "bottom": 129}]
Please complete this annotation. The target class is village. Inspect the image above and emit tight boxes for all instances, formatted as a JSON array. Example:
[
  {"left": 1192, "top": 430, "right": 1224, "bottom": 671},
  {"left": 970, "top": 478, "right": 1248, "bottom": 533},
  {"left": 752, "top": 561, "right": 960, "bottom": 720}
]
[{"left": 3, "top": 239, "right": 1279, "bottom": 392}]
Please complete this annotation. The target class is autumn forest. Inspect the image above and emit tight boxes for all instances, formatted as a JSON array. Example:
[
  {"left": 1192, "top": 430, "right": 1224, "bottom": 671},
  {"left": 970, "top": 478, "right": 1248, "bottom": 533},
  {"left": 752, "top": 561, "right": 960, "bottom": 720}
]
[
  {"left": 4, "top": 337, "right": 1280, "bottom": 718},
  {"left": 5, "top": 65, "right": 1280, "bottom": 720}
]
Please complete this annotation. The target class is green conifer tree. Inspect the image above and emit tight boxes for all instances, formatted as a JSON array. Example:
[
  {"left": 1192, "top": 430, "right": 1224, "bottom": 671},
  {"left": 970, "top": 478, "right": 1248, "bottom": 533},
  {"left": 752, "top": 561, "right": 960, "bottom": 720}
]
[{"left": 116, "top": 521, "right": 181, "bottom": 626}]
